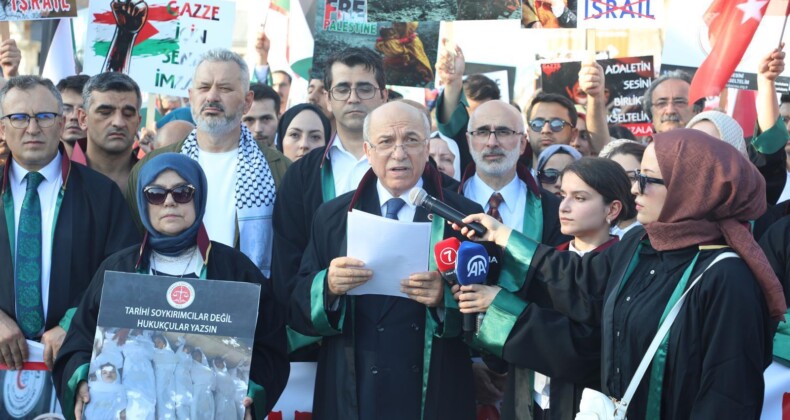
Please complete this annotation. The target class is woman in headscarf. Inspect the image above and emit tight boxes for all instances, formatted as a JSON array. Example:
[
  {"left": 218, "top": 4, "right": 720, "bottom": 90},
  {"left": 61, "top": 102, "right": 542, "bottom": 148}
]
[
  {"left": 53, "top": 153, "right": 289, "bottom": 420},
  {"left": 429, "top": 131, "right": 461, "bottom": 181},
  {"left": 275, "top": 104, "right": 331, "bottom": 161},
  {"left": 536, "top": 144, "right": 582, "bottom": 197},
  {"left": 454, "top": 129, "right": 783, "bottom": 419}
]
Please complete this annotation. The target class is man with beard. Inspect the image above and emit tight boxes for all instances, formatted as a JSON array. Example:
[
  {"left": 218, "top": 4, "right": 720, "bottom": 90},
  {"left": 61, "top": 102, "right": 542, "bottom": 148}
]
[
  {"left": 243, "top": 83, "right": 280, "bottom": 147},
  {"left": 641, "top": 71, "right": 703, "bottom": 134},
  {"left": 55, "top": 75, "right": 89, "bottom": 160},
  {"left": 80, "top": 73, "right": 142, "bottom": 193},
  {"left": 525, "top": 92, "right": 579, "bottom": 168},
  {"left": 128, "top": 49, "right": 290, "bottom": 277}
]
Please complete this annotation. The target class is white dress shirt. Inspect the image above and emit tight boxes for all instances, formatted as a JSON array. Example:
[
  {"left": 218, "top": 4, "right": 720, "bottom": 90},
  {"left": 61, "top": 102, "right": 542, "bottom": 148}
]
[
  {"left": 463, "top": 174, "right": 527, "bottom": 232},
  {"left": 9, "top": 153, "right": 64, "bottom": 322},
  {"left": 376, "top": 179, "right": 422, "bottom": 221},
  {"left": 329, "top": 134, "right": 371, "bottom": 196}
]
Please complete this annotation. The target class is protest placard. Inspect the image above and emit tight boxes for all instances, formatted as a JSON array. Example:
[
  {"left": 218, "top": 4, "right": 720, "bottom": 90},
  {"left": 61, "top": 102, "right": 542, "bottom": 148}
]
[
  {"left": 576, "top": 0, "right": 663, "bottom": 29},
  {"left": 83, "top": 0, "right": 235, "bottom": 97},
  {"left": 541, "top": 56, "right": 654, "bottom": 137},
  {"left": 367, "top": 0, "right": 521, "bottom": 22},
  {"left": 522, "top": 0, "right": 577, "bottom": 28},
  {"left": 661, "top": 0, "right": 789, "bottom": 93},
  {"left": 465, "top": 62, "right": 517, "bottom": 104},
  {"left": 85, "top": 272, "right": 261, "bottom": 420},
  {"left": 0, "top": 370, "right": 60, "bottom": 419},
  {"left": 0, "top": 0, "right": 77, "bottom": 21},
  {"left": 315, "top": 1, "right": 440, "bottom": 89}
]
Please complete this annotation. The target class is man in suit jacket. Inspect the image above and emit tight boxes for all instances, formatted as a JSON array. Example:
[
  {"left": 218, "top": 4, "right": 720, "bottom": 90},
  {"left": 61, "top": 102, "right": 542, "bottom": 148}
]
[
  {"left": 289, "top": 101, "right": 481, "bottom": 419},
  {"left": 0, "top": 75, "right": 138, "bottom": 371}
]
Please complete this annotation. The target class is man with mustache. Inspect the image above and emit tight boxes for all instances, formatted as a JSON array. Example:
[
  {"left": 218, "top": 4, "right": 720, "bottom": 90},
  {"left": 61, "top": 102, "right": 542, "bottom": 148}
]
[
  {"left": 80, "top": 72, "right": 142, "bottom": 193},
  {"left": 55, "top": 75, "right": 89, "bottom": 160},
  {"left": 642, "top": 71, "right": 703, "bottom": 134},
  {"left": 128, "top": 49, "right": 290, "bottom": 278}
]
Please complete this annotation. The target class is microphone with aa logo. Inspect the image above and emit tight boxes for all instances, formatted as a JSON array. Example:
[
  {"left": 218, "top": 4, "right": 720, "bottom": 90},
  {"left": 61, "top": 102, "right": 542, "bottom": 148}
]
[
  {"left": 456, "top": 241, "right": 489, "bottom": 338},
  {"left": 434, "top": 237, "right": 461, "bottom": 286}
]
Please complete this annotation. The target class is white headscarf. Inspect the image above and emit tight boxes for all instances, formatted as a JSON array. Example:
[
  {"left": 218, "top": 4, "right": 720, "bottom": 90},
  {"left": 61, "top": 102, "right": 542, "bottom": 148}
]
[
  {"left": 687, "top": 111, "right": 748, "bottom": 157},
  {"left": 430, "top": 131, "right": 462, "bottom": 181}
]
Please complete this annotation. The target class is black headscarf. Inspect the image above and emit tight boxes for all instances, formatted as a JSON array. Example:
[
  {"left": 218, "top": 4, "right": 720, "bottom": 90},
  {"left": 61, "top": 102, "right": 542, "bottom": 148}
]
[{"left": 275, "top": 103, "right": 332, "bottom": 153}]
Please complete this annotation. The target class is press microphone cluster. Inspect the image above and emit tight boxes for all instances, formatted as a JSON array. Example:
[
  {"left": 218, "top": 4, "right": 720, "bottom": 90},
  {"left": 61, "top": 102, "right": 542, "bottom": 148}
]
[
  {"left": 434, "top": 238, "right": 461, "bottom": 286},
  {"left": 409, "top": 188, "right": 487, "bottom": 237}
]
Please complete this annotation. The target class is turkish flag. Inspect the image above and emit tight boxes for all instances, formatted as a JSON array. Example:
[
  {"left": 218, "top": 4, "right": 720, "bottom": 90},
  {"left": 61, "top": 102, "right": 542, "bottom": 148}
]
[{"left": 688, "top": 0, "right": 771, "bottom": 104}]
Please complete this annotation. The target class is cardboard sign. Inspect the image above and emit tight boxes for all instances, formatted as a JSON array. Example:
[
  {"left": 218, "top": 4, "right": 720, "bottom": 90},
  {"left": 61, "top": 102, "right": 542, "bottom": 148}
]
[
  {"left": 314, "top": 1, "right": 440, "bottom": 89},
  {"left": 541, "top": 56, "right": 654, "bottom": 137},
  {"left": 86, "top": 272, "right": 261, "bottom": 420},
  {"left": 0, "top": 0, "right": 77, "bottom": 21},
  {"left": 367, "top": 0, "right": 522, "bottom": 22},
  {"left": 661, "top": 0, "right": 790, "bottom": 93},
  {"left": 84, "top": 0, "right": 235, "bottom": 96}
]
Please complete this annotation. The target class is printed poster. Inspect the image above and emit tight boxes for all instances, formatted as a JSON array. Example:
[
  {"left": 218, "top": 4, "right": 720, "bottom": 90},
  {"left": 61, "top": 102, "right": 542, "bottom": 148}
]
[
  {"left": 0, "top": 370, "right": 60, "bottom": 419},
  {"left": 315, "top": 1, "right": 440, "bottom": 89},
  {"left": 661, "top": 0, "right": 790, "bottom": 93},
  {"left": 366, "top": 0, "right": 522, "bottom": 22},
  {"left": 86, "top": 272, "right": 261, "bottom": 420},
  {"left": 541, "top": 56, "right": 654, "bottom": 137},
  {"left": 0, "top": 0, "right": 77, "bottom": 21},
  {"left": 576, "top": 0, "right": 663, "bottom": 29},
  {"left": 84, "top": 0, "right": 236, "bottom": 96},
  {"left": 522, "top": 0, "right": 577, "bottom": 28}
]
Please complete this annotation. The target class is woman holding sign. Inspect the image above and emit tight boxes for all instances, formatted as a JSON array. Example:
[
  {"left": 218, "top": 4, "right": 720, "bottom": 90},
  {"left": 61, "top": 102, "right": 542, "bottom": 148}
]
[
  {"left": 53, "top": 153, "right": 289, "bottom": 420},
  {"left": 453, "top": 129, "right": 781, "bottom": 419}
]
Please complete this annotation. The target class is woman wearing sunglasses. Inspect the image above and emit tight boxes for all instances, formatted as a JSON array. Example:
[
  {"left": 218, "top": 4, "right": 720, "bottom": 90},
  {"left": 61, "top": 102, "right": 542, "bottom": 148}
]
[
  {"left": 53, "top": 153, "right": 289, "bottom": 420},
  {"left": 454, "top": 129, "right": 783, "bottom": 419},
  {"left": 536, "top": 144, "right": 582, "bottom": 197}
]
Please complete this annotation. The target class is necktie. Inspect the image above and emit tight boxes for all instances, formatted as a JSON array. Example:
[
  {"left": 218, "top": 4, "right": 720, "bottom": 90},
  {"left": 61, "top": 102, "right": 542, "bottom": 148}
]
[
  {"left": 487, "top": 192, "right": 504, "bottom": 223},
  {"left": 15, "top": 172, "right": 46, "bottom": 338},
  {"left": 385, "top": 198, "right": 406, "bottom": 220}
]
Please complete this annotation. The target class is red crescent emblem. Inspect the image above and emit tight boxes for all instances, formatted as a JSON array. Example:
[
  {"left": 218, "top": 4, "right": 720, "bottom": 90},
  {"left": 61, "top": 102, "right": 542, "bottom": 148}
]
[{"left": 16, "top": 370, "right": 26, "bottom": 389}]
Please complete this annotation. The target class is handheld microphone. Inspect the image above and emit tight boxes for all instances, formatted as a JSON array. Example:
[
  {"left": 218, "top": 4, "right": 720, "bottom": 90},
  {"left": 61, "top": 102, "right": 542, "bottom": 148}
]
[
  {"left": 456, "top": 242, "right": 489, "bottom": 337},
  {"left": 434, "top": 237, "right": 461, "bottom": 286},
  {"left": 409, "top": 188, "right": 487, "bottom": 237}
]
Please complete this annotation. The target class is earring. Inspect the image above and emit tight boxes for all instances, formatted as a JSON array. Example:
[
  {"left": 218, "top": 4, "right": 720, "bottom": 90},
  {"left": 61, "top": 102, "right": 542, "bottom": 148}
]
[{"left": 606, "top": 218, "right": 611, "bottom": 225}]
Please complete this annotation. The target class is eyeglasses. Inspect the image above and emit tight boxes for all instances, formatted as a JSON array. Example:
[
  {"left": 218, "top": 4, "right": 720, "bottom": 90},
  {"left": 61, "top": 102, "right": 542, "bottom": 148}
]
[
  {"left": 528, "top": 118, "right": 571, "bottom": 133},
  {"left": 634, "top": 169, "right": 664, "bottom": 194},
  {"left": 1, "top": 112, "right": 60, "bottom": 129},
  {"left": 652, "top": 98, "right": 689, "bottom": 110},
  {"left": 367, "top": 138, "right": 427, "bottom": 155},
  {"left": 467, "top": 128, "right": 523, "bottom": 141},
  {"left": 143, "top": 185, "right": 196, "bottom": 205},
  {"left": 328, "top": 84, "right": 381, "bottom": 101},
  {"left": 537, "top": 168, "right": 561, "bottom": 185}
]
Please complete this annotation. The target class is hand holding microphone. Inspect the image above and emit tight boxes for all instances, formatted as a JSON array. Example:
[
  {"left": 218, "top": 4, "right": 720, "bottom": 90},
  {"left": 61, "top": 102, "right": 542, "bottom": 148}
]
[
  {"left": 434, "top": 237, "right": 461, "bottom": 286},
  {"left": 456, "top": 242, "right": 490, "bottom": 337}
]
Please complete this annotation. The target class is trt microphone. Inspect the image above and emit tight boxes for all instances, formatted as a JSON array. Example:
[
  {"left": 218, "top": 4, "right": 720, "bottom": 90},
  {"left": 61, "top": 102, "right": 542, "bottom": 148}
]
[
  {"left": 409, "top": 188, "right": 487, "bottom": 237},
  {"left": 456, "top": 242, "right": 489, "bottom": 338},
  {"left": 434, "top": 237, "right": 461, "bottom": 286}
]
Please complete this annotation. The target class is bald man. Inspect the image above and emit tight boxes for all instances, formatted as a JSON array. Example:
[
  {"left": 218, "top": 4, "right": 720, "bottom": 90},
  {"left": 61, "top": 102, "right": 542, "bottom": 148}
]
[{"left": 289, "top": 101, "right": 479, "bottom": 419}]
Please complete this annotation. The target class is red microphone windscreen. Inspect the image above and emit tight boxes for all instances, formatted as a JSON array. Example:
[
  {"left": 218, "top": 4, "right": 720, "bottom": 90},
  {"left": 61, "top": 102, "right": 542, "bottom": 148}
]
[{"left": 434, "top": 237, "right": 461, "bottom": 272}]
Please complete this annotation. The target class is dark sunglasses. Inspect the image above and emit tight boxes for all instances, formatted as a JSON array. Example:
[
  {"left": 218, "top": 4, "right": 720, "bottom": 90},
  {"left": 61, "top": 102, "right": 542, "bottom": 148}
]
[
  {"left": 538, "top": 168, "right": 561, "bottom": 185},
  {"left": 143, "top": 185, "right": 196, "bottom": 205},
  {"left": 529, "top": 117, "right": 571, "bottom": 133},
  {"left": 635, "top": 170, "right": 664, "bottom": 194}
]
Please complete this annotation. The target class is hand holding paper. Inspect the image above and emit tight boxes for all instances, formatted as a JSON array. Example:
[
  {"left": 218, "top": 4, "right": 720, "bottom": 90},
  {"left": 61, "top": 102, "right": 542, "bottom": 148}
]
[{"left": 0, "top": 309, "right": 28, "bottom": 370}]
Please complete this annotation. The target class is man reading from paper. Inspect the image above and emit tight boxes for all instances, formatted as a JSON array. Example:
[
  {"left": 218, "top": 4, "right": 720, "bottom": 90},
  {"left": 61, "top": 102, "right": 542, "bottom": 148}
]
[{"left": 289, "top": 101, "right": 482, "bottom": 419}]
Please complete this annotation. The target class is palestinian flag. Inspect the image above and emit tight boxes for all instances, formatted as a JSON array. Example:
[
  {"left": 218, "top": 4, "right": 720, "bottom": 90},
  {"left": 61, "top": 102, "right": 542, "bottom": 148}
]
[
  {"left": 269, "top": 0, "right": 313, "bottom": 79},
  {"left": 90, "top": 3, "right": 179, "bottom": 61}
]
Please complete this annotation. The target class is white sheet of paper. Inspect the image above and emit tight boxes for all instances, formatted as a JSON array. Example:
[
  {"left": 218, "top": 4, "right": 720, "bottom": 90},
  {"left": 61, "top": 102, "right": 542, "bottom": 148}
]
[{"left": 346, "top": 210, "right": 431, "bottom": 298}]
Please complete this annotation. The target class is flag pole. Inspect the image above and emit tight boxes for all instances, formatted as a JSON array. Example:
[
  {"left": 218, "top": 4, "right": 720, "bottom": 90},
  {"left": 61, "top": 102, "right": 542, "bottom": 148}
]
[{"left": 780, "top": 1, "right": 790, "bottom": 48}]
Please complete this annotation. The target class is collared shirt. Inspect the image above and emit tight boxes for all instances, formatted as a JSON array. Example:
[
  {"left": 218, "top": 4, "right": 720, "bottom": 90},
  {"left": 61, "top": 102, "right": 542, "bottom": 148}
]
[
  {"left": 611, "top": 220, "right": 642, "bottom": 240},
  {"left": 9, "top": 152, "right": 64, "bottom": 321},
  {"left": 376, "top": 179, "right": 423, "bottom": 222},
  {"left": 778, "top": 171, "right": 790, "bottom": 204},
  {"left": 463, "top": 174, "right": 527, "bottom": 232},
  {"left": 329, "top": 134, "right": 370, "bottom": 196}
]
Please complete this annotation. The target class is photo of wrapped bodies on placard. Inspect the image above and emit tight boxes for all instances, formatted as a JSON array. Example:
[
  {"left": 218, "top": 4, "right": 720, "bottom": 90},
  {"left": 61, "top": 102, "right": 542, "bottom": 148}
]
[
  {"left": 314, "top": 20, "right": 439, "bottom": 88},
  {"left": 86, "top": 327, "right": 252, "bottom": 420},
  {"left": 366, "top": 0, "right": 521, "bottom": 21}
]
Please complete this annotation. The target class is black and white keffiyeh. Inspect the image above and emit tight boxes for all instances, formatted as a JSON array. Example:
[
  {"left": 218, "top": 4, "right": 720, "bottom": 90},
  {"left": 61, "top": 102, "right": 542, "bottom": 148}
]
[{"left": 181, "top": 125, "right": 276, "bottom": 276}]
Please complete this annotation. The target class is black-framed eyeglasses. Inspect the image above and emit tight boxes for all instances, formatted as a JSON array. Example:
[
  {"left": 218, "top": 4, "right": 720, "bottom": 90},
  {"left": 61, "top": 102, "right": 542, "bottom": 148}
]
[
  {"left": 528, "top": 117, "right": 571, "bottom": 133},
  {"left": 143, "top": 185, "right": 196, "bottom": 205},
  {"left": 467, "top": 128, "right": 523, "bottom": 141},
  {"left": 538, "top": 168, "right": 561, "bottom": 185},
  {"left": 328, "top": 84, "right": 381, "bottom": 101},
  {"left": 367, "top": 138, "right": 427, "bottom": 155},
  {"left": 1, "top": 112, "right": 60, "bottom": 129},
  {"left": 635, "top": 169, "right": 664, "bottom": 194}
]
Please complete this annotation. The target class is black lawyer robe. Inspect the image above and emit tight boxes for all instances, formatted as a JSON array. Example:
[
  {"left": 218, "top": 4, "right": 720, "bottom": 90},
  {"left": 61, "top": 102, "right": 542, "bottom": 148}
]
[
  {"left": 499, "top": 227, "right": 773, "bottom": 420},
  {"left": 288, "top": 167, "right": 480, "bottom": 420},
  {"left": 52, "top": 241, "right": 290, "bottom": 419},
  {"left": 0, "top": 155, "right": 140, "bottom": 331}
]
